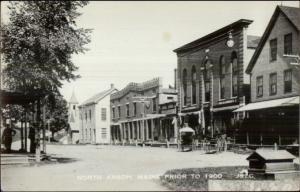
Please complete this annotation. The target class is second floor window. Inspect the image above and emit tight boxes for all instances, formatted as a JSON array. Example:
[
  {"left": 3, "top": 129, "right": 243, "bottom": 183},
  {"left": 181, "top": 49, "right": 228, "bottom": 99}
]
[
  {"left": 192, "top": 66, "right": 197, "bottom": 104},
  {"left": 269, "top": 73, "right": 277, "bottom": 95},
  {"left": 204, "top": 60, "right": 211, "bottom": 102},
  {"left": 219, "top": 56, "right": 226, "bottom": 99},
  {"left": 112, "top": 107, "right": 115, "bottom": 119},
  {"left": 126, "top": 104, "right": 129, "bottom": 117},
  {"left": 101, "top": 108, "right": 107, "bottom": 121},
  {"left": 284, "top": 33, "right": 293, "bottom": 55},
  {"left": 152, "top": 98, "right": 157, "bottom": 112},
  {"left": 133, "top": 102, "right": 137, "bottom": 116},
  {"left": 270, "top": 38, "right": 277, "bottom": 61},
  {"left": 182, "top": 69, "right": 188, "bottom": 106},
  {"left": 118, "top": 106, "right": 121, "bottom": 118},
  {"left": 256, "top": 76, "right": 263, "bottom": 98},
  {"left": 284, "top": 69, "right": 292, "bottom": 93},
  {"left": 89, "top": 109, "right": 92, "bottom": 120},
  {"left": 232, "top": 52, "right": 238, "bottom": 97}
]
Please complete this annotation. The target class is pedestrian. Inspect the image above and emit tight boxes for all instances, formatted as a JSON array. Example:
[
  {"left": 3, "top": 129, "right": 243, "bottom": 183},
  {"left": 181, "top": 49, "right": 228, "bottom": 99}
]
[
  {"left": 1, "top": 124, "right": 17, "bottom": 153},
  {"left": 28, "top": 126, "right": 36, "bottom": 153}
]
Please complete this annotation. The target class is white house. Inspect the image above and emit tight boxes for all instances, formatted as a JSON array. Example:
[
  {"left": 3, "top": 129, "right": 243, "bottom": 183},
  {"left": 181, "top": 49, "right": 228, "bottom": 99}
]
[
  {"left": 78, "top": 84, "right": 117, "bottom": 144},
  {"left": 68, "top": 91, "right": 80, "bottom": 144}
]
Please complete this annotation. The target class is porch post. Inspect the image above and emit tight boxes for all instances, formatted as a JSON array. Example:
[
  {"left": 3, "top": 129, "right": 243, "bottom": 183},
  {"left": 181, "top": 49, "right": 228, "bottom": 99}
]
[{"left": 24, "top": 106, "right": 28, "bottom": 151}]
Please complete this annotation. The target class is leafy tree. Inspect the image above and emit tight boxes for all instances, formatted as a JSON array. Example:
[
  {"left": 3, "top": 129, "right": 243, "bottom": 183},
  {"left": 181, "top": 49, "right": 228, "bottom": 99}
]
[{"left": 1, "top": 1, "right": 92, "bottom": 94}]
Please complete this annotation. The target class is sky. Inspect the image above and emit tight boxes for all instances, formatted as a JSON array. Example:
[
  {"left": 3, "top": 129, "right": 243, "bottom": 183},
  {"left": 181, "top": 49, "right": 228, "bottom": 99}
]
[{"left": 1, "top": 1, "right": 300, "bottom": 104}]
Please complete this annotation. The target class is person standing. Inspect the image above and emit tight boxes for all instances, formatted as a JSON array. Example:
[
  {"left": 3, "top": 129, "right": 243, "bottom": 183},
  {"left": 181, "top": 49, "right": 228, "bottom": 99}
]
[
  {"left": 2, "top": 124, "right": 17, "bottom": 153},
  {"left": 28, "top": 126, "right": 36, "bottom": 153}
]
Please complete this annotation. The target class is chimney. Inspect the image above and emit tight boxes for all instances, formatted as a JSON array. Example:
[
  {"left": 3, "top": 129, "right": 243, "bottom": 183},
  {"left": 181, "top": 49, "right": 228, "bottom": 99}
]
[{"left": 111, "top": 83, "right": 114, "bottom": 88}]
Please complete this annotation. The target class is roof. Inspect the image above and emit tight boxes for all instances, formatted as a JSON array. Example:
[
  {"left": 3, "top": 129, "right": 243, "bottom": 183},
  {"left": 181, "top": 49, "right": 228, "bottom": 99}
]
[
  {"left": 79, "top": 87, "right": 117, "bottom": 107},
  {"left": 69, "top": 91, "right": 78, "bottom": 104},
  {"left": 247, "top": 150, "right": 295, "bottom": 161},
  {"left": 161, "top": 88, "right": 177, "bottom": 94},
  {"left": 246, "top": 6, "right": 300, "bottom": 74},
  {"left": 247, "top": 35, "right": 261, "bottom": 48},
  {"left": 234, "top": 96, "right": 299, "bottom": 112},
  {"left": 173, "top": 19, "right": 253, "bottom": 53},
  {"left": 111, "top": 78, "right": 161, "bottom": 100}
]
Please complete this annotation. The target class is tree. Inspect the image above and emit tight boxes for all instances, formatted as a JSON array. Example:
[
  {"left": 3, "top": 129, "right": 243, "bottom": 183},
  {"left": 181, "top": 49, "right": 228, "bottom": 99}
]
[
  {"left": 46, "top": 94, "right": 69, "bottom": 140},
  {"left": 1, "top": 1, "right": 92, "bottom": 94}
]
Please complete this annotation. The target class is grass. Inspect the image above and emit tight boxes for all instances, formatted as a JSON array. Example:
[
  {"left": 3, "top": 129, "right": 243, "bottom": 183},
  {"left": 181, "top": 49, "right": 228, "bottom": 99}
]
[{"left": 160, "top": 166, "right": 249, "bottom": 191}]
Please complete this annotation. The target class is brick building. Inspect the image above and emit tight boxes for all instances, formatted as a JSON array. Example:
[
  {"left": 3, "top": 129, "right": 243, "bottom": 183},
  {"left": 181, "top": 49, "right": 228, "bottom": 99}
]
[
  {"left": 174, "top": 19, "right": 260, "bottom": 140},
  {"left": 110, "top": 78, "right": 178, "bottom": 144},
  {"left": 235, "top": 6, "right": 300, "bottom": 145}
]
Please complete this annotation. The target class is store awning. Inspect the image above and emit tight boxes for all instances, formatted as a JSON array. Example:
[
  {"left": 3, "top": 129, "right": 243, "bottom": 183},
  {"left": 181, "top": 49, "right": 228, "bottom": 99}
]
[{"left": 234, "top": 96, "right": 299, "bottom": 112}]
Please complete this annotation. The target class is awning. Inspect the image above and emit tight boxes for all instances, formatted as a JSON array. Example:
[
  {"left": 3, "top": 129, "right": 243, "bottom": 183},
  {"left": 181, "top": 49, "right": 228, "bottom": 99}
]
[
  {"left": 234, "top": 96, "right": 299, "bottom": 112},
  {"left": 213, "top": 105, "right": 239, "bottom": 112}
]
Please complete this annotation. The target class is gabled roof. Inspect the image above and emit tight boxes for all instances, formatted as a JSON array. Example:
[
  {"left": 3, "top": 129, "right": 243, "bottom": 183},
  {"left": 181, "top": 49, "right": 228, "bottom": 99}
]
[
  {"left": 173, "top": 19, "right": 253, "bottom": 53},
  {"left": 79, "top": 87, "right": 117, "bottom": 107},
  {"left": 247, "top": 149, "right": 295, "bottom": 161},
  {"left": 246, "top": 6, "right": 300, "bottom": 74},
  {"left": 69, "top": 91, "right": 78, "bottom": 104}
]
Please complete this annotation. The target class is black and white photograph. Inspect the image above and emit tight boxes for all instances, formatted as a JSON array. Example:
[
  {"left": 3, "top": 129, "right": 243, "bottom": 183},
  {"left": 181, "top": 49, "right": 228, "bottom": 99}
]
[{"left": 0, "top": 1, "right": 299, "bottom": 191}]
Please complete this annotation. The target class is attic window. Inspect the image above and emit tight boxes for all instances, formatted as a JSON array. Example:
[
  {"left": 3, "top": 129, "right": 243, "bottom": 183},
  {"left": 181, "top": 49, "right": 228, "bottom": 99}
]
[{"left": 269, "top": 38, "right": 277, "bottom": 61}]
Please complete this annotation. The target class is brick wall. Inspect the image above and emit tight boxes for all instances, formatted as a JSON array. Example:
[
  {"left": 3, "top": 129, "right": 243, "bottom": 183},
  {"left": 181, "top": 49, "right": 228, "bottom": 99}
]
[{"left": 176, "top": 27, "right": 249, "bottom": 111}]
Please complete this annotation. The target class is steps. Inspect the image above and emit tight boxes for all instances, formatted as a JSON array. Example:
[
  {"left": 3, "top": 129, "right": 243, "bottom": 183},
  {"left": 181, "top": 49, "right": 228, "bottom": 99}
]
[{"left": 1, "top": 154, "right": 30, "bottom": 165}]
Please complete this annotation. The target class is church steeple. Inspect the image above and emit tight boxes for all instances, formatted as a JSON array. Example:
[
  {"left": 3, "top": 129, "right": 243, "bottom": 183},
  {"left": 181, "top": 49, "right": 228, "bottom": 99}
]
[{"left": 69, "top": 90, "right": 79, "bottom": 104}]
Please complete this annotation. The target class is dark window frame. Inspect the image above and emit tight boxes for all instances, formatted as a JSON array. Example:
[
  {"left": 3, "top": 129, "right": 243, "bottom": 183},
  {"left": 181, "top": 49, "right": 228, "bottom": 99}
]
[
  {"left": 191, "top": 65, "right": 197, "bottom": 104},
  {"left": 284, "top": 33, "right": 293, "bottom": 55},
  {"left": 231, "top": 52, "right": 238, "bottom": 97},
  {"left": 182, "top": 69, "right": 188, "bottom": 106},
  {"left": 256, "top": 76, "right": 263, "bottom": 98},
  {"left": 219, "top": 56, "right": 226, "bottom": 99},
  {"left": 269, "top": 73, "right": 277, "bottom": 96},
  {"left": 126, "top": 104, "right": 130, "bottom": 117},
  {"left": 270, "top": 38, "right": 277, "bottom": 61},
  {"left": 284, "top": 69, "right": 292, "bottom": 93},
  {"left": 204, "top": 60, "right": 211, "bottom": 102}
]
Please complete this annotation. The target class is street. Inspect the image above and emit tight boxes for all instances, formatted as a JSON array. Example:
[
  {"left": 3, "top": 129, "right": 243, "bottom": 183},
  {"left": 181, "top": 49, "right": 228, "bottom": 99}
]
[{"left": 1, "top": 144, "right": 249, "bottom": 191}]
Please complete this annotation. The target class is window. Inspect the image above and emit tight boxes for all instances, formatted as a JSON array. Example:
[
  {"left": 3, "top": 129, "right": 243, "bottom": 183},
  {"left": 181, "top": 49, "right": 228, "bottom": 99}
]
[
  {"left": 85, "top": 112, "right": 87, "bottom": 120},
  {"left": 192, "top": 66, "right": 197, "bottom": 104},
  {"left": 89, "top": 110, "right": 91, "bottom": 120},
  {"left": 204, "top": 60, "right": 211, "bottom": 102},
  {"left": 182, "top": 69, "right": 187, "bottom": 105},
  {"left": 118, "top": 106, "right": 121, "bottom": 118},
  {"left": 167, "top": 96, "right": 174, "bottom": 100},
  {"left": 284, "top": 69, "right": 292, "bottom": 93},
  {"left": 133, "top": 102, "right": 137, "bottom": 116},
  {"left": 101, "top": 108, "right": 107, "bottom": 121},
  {"left": 126, "top": 104, "right": 129, "bottom": 117},
  {"left": 231, "top": 52, "right": 238, "bottom": 97},
  {"left": 101, "top": 128, "right": 107, "bottom": 139},
  {"left": 219, "top": 56, "right": 226, "bottom": 99},
  {"left": 270, "top": 38, "right": 277, "bottom": 61},
  {"left": 269, "top": 73, "right": 277, "bottom": 95},
  {"left": 256, "top": 76, "right": 263, "bottom": 97},
  {"left": 284, "top": 33, "right": 293, "bottom": 55},
  {"left": 152, "top": 98, "right": 157, "bottom": 112},
  {"left": 112, "top": 107, "right": 115, "bottom": 119},
  {"left": 73, "top": 105, "right": 75, "bottom": 110}
]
